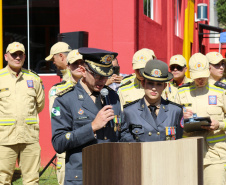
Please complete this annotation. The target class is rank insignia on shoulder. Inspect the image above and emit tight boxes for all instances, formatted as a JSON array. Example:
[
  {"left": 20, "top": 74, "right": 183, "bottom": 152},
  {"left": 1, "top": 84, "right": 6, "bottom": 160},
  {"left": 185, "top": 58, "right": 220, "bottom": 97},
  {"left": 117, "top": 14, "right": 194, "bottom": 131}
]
[
  {"left": 51, "top": 107, "right": 60, "bottom": 117},
  {"left": 53, "top": 80, "right": 67, "bottom": 87},
  {"left": 178, "top": 82, "right": 191, "bottom": 89},
  {"left": 56, "top": 86, "right": 74, "bottom": 97},
  {"left": 0, "top": 88, "right": 9, "bottom": 92},
  {"left": 214, "top": 81, "right": 226, "bottom": 89},
  {"left": 78, "top": 95, "right": 84, "bottom": 99},
  {"left": 29, "top": 69, "right": 39, "bottom": 77},
  {"left": 123, "top": 99, "right": 140, "bottom": 109},
  {"left": 182, "top": 103, "right": 192, "bottom": 107},
  {"left": 119, "top": 80, "right": 132, "bottom": 89},
  {"left": 65, "top": 132, "right": 71, "bottom": 140}
]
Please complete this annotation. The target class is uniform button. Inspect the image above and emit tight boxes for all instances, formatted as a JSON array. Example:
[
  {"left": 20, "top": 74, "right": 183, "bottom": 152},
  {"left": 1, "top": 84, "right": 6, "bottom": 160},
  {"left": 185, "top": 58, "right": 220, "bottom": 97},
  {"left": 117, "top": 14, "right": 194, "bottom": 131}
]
[
  {"left": 136, "top": 130, "right": 138, "bottom": 133},
  {"left": 104, "top": 136, "right": 107, "bottom": 140},
  {"left": 157, "top": 132, "right": 160, "bottom": 135},
  {"left": 149, "top": 132, "right": 152, "bottom": 136},
  {"left": 75, "top": 176, "right": 78, "bottom": 179}
]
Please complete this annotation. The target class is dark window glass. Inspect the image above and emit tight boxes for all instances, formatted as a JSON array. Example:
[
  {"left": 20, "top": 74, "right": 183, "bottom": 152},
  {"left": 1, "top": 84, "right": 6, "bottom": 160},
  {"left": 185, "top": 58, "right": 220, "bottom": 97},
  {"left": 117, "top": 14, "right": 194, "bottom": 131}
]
[{"left": 3, "top": 0, "right": 59, "bottom": 73}]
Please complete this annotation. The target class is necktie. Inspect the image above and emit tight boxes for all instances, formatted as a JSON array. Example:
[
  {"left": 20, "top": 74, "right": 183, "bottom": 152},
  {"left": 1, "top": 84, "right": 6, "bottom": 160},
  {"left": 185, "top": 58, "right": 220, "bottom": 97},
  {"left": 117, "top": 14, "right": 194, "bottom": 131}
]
[
  {"left": 92, "top": 91, "right": 103, "bottom": 110},
  {"left": 149, "top": 105, "right": 157, "bottom": 121}
]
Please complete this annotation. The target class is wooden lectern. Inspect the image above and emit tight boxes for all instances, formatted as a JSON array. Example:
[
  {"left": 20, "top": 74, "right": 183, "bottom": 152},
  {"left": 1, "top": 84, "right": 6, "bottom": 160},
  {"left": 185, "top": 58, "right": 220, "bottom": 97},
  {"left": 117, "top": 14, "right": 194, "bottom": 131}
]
[{"left": 83, "top": 137, "right": 203, "bottom": 185}]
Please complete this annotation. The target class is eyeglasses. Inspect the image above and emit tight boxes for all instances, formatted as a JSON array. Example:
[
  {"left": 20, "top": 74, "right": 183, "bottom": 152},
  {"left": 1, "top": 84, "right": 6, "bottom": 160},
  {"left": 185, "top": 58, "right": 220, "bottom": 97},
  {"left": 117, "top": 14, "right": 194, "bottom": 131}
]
[
  {"left": 169, "top": 65, "right": 185, "bottom": 71},
  {"left": 85, "top": 66, "right": 108, "bottom": 80},
  {"left": 212, "top": 61, "right": 225, "bottom": 68}
]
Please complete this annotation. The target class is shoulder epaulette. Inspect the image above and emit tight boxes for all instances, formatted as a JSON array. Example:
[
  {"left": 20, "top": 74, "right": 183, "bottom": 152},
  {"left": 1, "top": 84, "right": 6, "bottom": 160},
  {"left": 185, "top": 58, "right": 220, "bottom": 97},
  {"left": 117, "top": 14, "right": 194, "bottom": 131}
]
[
  {"left": 53, "top": 80, "right": 67, "bottom": 87},
  {"left": 118, "top": 80, "right": 132, "bottom": 89},
  {"left": 178, "top": 82, "right": 191, "bottom": 89},
  {"left": 29, "top": 69, "right": 40, "bottom": 77},
  {"left": 122, "top": 74, "right": 133, "bottom": 80},
  {"left": 123, "top": 99, "right": 140, "bottom": 109},
  {"left": 56, "top": 86, "right": 74, "bottom": 97},
  {"left": 214, "top": 81, "right": 226, "bottom": 90},
  {"left": 167, "top": 100, "right": 183, "bottom": 108}
]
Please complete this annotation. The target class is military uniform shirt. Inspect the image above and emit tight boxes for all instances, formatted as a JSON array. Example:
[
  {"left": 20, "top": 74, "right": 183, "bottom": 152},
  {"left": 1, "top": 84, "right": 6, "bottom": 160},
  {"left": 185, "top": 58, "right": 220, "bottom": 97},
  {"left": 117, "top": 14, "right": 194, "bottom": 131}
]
[
  {"left": 162, "top": 76, "right": 193, "bottom": 102},
  {"left": 120, "top": 98, "right": 183, "bottom": 142},
  {"left": 118, "top": 74, "right": 144, "bottom": 109},
  {"left": 51, "top": 80, "right": 122, "bottom": 185},
  {"left": 0, "top": 66, "right": 45, "bottom": 145},
  {"left": 175, "top": 82, "right": 226, "bottom": 165}
]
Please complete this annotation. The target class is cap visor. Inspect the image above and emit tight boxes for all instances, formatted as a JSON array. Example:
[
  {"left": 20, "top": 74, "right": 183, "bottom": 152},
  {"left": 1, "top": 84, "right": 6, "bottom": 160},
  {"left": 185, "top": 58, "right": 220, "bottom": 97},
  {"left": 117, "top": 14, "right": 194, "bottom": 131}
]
[
  {"left": 87, "top": 63, "right": 113, "bottom": 77},
  {"left": 190, "top": 70, "right": 210, "bottom": 80},
  {"left": 142, "top": 72, "right": 173, "bottom": 82},
  {"left": 45, "top": 54, "right": 53, "bottom": 61}
]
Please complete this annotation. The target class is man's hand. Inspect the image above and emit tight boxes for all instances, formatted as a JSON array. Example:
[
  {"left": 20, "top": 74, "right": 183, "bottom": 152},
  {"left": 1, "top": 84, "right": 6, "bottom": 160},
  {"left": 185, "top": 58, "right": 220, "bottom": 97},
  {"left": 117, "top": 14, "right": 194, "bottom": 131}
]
[
  {"left": 105, "top": 74, "right": 123, "bottom": 86},
  {"left": 201, "top": 119, "right": 219, "bottom": 131},
  {"left": 183, "top": 108, "right": 193, "bottom": 119},
  {"left": 91, "top": 105, "right": 114, "bottom": 132}
]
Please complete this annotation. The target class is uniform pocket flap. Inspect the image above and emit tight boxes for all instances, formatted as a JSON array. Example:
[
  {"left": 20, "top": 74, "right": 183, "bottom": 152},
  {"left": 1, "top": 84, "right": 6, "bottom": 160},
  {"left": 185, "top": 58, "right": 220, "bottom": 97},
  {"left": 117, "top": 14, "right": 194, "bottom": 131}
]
[
  {"left": 0, "top": 90, "right": 11, "bottom": 98},
  {"left": 132, "top": 127, "right": 144, "bottom": 135},
  {"left": 66, "top": 169, "right": 83, "bottom": 181},
  {"left": 207, "top": 106, "right": 222, "bottom": 115}
]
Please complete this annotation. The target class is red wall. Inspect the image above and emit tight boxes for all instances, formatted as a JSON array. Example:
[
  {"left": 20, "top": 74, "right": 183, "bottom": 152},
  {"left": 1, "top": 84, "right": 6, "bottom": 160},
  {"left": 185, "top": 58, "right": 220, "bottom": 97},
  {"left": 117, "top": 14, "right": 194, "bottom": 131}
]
[
  {"left": 39, "top": 75, "right": 61, "bottom": 165},
  {"left": 60, "top": 0, "right": 136, "bottom": 74}
]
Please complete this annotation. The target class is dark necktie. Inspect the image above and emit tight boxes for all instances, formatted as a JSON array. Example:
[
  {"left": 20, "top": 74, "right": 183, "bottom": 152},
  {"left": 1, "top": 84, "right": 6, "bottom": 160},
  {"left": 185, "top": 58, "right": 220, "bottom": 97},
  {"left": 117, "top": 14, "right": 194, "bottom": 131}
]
[
  {"left": 149, "top": 105, "right": 157, "bottom": 121},
  {"left": 92, "top": 91, "right": 103, "bottom": 110}
]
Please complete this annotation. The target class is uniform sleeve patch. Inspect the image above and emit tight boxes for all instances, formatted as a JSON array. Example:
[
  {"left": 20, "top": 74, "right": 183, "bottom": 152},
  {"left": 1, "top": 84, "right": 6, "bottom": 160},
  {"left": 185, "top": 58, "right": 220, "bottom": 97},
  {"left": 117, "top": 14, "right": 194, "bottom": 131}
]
[
  {"left": 208, "top": 95, "right": 217, "bottom": 105},
  {"left": 50, "top": 89, "right": 56, "bottom": 96},
  {"left": 180, "top": 117, "right": 184, "bottom": 128},
  {"left": 51, "top": 107, "right": 60, "bottom": 117},
  {"left": 27, "top": 80, "right": 34, "bottom": 88}
]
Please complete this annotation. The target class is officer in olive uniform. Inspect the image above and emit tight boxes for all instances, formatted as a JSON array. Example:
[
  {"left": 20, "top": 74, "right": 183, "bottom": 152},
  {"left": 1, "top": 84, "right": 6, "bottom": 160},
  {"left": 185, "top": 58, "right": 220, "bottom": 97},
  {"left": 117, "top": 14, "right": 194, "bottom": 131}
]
[
  {"left": 49, "top": 50, "right": 84, "bottom": 185},
  {"left": 0, "top": 42, "right": 45, "bottom": 184},
  {"left": 206, "top": 52, "right": 226, "bottom": 84},
  {"left": 120, "top": 59, "right": 183, "bottom": 142},
  {"left": 118, "top": 48, "right": 156, "bottom": 109},
  {"left": 162, "top": 54, "right": 192, "bottom": 101},
  {"left": 51, "top": 47, "right": 122, "bottom": 185},
  {"left": 45, "top": 42, "right": 72, "bottom": 81},
  {"left": 175, "top": 53, "right": 226, "bottom": 185}
]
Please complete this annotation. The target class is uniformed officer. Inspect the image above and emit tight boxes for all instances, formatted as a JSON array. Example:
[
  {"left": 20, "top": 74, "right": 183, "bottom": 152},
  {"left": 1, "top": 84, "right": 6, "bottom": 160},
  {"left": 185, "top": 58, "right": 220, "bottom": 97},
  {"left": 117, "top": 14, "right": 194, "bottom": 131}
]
[
  {"left": 120, "top": 59, "right": 183, "bottom": 142},
  {"left": 118, "top": 48, "right": 156, "bottom": 109},
  {"left": 162, "top": 54, "right": 192, "bottom": 101},
  {"left": 206, "top": 52, "right": 226, "bottom": 84},
  {"left": 49, "top": 49, "right": 84, "bottom": 185},
  {"left": 0, "top": 42, "right": 45, "bottom": 184},
  {"left": 51, "top": 47, "right": 122, "bottom": 185},
  {"left": 175, "top": 53, "right": 226, "bottom": 185},
  {"left": 45, "top": 42, "right": 72, "bottom": 81}
]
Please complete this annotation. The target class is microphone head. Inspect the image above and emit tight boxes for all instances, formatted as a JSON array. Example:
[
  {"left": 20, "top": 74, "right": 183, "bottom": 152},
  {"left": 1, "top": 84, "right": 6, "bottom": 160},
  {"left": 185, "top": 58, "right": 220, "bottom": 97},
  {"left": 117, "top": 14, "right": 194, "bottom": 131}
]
[{"left": 100, "top": 88, "right": 109, "bottom": 96}]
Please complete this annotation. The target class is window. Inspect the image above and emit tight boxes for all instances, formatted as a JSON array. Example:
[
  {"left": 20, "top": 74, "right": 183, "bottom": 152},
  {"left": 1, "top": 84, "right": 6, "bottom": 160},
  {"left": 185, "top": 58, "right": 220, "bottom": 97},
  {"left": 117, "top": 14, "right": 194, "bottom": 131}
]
[
  {"left": 3, "top": 0, "right": 59, "bottom": 74},
  {"left": 144, "top": 0, "right": 154, "bottom": 20},
  {"left": 143, "top": 0, "right": 161, "bottom": 24},
  {"left": 175, "top": 0, "right": 182, "bottom": 37}
]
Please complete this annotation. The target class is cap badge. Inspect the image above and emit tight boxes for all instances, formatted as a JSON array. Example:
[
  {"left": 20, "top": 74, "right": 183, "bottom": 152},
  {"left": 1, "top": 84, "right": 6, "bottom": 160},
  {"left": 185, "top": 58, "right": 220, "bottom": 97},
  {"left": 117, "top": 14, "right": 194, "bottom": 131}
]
[
  {"left": 194, "top": 62, "right": 204, "bottom": 70},
  {"left": 138, "top": 55, "right": 146, "bottom": 62},
  {"left": 100, "top": 55, "right": 114, "bottom": 64},
  {"left": 151, "top": 69, "right": 162, "bottom": 77},
  {"left": 216, "top": 53, "right": 220, "bottom": 56},
  {"left": 175, "top": 57, "right": 177, "bottom": 60}
]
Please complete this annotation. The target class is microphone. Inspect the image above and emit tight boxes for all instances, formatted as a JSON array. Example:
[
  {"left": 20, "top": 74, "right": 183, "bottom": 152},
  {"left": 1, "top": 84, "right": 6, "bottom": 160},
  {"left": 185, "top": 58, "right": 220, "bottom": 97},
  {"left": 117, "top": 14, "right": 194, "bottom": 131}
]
[{"left": 100, "top": 88, "right": 114, "bottom": 128}]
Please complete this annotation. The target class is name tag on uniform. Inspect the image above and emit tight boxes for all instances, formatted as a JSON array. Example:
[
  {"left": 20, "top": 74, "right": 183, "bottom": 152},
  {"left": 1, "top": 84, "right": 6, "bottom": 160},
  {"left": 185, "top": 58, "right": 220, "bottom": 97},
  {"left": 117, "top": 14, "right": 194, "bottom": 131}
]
[
  {"left": 208, "top": 95, "right": 217, "bottom": 105},
  {"left": 27, "top": 80, "right": 34, "bottom": 88}
]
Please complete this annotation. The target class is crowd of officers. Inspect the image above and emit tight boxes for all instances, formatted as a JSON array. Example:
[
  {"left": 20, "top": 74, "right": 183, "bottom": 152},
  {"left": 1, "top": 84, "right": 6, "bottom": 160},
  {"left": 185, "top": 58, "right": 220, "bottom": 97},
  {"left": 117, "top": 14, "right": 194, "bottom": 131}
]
[{"left": 0, "top": 41, "right": 226, "bottom": 185}]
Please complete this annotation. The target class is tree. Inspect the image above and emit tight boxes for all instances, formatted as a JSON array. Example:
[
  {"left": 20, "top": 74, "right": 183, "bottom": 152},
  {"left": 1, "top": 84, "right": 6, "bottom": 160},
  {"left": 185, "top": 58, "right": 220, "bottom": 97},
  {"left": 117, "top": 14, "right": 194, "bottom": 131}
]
[{"left": 216, "top": 0, "right": 226, "bottom": 28}]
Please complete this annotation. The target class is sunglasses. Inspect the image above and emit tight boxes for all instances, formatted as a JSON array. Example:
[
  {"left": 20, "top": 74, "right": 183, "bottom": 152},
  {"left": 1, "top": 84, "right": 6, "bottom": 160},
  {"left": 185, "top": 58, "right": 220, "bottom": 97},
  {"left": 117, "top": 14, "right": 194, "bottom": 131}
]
[{"left": 170, "top": 65, "right": 185, "bottom": 71}]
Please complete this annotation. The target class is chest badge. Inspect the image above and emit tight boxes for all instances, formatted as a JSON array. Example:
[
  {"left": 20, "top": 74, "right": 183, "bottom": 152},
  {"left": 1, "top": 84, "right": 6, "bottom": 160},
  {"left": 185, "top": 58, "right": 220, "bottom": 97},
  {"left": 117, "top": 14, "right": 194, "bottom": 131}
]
[
  {"left": 27, "top": 80, "right": 34, "bottom": 88},
  {"left": 78, "top": 108, "right": 84, "bottom": 115},
  {"left": 208, "top": 95, "right": 217, "bottom": 105}
]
